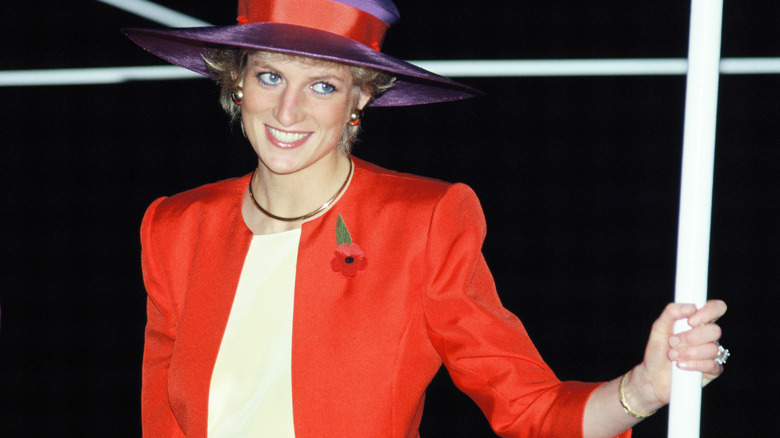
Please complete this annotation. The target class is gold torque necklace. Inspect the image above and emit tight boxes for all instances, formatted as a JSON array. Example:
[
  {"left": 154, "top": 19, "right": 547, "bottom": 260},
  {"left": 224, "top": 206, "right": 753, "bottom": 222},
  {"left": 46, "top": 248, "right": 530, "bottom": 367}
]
[{"left": 248, "top": 159, "right": 353, "bottom": 222}]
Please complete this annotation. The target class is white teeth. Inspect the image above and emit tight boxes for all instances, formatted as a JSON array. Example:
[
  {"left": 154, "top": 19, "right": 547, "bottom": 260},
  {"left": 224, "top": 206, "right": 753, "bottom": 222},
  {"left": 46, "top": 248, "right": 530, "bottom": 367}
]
[{"left": 267, "top": 126, "right": 309, "bottom": 143}]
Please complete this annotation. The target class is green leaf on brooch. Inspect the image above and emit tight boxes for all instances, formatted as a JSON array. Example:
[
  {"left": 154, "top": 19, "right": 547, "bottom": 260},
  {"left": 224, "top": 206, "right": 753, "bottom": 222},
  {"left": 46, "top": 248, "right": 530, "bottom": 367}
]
[{"left": 336, "top": 214, "right": 353, "bottom": 245}]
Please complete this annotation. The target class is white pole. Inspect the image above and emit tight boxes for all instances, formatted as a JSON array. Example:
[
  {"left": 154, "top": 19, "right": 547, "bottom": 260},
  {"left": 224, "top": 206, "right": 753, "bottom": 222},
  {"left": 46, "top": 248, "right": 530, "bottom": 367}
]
[
  {"left": 668, "top": 0, "right": 723, "bottom": 437},
  {"left": 96, "top": 0, "right": 212, "bottom": 27}
]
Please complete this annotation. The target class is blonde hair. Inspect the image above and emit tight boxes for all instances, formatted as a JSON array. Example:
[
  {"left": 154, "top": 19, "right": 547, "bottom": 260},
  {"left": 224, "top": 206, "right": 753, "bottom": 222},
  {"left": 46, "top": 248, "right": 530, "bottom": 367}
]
[{"left": 202, "top": 48, "right": 395, "bottom": 153}]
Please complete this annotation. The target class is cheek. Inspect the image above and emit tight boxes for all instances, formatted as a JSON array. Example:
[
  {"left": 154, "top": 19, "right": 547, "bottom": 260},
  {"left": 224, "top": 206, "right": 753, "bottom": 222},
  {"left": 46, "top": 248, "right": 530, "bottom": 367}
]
[
  {"left": 319, "top": 102, "right": 351, "bottom": 130},
  {"left": 241, "top": 91, "right": 272, "bottom": 114}
]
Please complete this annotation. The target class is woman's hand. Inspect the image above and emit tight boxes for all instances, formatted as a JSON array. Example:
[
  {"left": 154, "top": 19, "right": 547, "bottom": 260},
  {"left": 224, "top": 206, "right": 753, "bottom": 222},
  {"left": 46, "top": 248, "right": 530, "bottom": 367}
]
[
  {"left": 584, "top": 300, "right": 727, "bottom": 437},
  {"left": 629, "top": 300, "right": 728, "bottom": 413}
]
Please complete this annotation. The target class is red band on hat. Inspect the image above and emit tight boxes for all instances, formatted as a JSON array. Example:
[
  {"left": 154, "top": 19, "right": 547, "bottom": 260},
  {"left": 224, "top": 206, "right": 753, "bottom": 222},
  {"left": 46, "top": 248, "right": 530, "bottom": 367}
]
[{"left": 237, "top": 0, "right": 389, "bottom": 50}]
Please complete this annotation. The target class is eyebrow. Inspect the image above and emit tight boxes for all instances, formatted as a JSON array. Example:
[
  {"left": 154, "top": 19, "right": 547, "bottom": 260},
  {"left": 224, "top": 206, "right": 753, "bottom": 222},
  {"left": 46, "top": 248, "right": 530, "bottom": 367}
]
[{"left": 250, "top": 61, "right": 349, "bottom": 85}]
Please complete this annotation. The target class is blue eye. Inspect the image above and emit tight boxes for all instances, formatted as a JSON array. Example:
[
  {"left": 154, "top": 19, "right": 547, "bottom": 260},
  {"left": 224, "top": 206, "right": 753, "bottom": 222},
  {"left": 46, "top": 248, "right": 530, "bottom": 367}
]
[
  {"left": 311, "top": 82, "right": 336, "bottom": 95},
  {"left": 257, "top": 72, "right": 281, "bottom": 86}
]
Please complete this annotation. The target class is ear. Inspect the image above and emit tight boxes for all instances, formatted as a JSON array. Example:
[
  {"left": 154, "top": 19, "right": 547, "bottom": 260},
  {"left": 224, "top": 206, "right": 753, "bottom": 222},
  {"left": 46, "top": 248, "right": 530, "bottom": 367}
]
[{"left": 233, "top": 70, "right": 243, "bottom": 88}]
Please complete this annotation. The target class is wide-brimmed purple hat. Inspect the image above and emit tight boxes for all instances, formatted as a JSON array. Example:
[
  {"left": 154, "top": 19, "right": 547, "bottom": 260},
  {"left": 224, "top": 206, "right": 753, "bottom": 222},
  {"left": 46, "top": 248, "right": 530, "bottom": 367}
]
[{"left": 123, "top": 0, "right": 480, "bottom": 106}]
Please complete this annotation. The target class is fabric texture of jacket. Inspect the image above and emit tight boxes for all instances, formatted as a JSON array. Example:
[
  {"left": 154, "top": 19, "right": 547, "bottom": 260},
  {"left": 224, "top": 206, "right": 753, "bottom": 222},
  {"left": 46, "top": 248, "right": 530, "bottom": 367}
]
[{"left": 140, "top": 158, "right": 631, "bottom": 437}]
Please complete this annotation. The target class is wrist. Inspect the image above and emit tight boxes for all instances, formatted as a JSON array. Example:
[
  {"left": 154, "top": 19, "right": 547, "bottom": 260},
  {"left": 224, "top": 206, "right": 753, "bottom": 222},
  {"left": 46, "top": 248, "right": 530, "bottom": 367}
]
[{"left": 618, "top": 368, "right": 661, "bottom": 419}]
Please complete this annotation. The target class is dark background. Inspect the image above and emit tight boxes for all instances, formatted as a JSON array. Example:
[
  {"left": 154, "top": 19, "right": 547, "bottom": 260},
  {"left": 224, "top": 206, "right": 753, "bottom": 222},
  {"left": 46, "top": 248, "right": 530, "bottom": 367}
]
[{"left": 1, "top": 1, "right": 777, "bottom": 436}]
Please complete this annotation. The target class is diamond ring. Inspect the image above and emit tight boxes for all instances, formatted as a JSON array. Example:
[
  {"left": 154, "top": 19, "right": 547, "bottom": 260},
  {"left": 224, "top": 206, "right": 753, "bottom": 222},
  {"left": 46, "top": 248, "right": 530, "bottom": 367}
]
[{"left": 715, "top": 343, "right": 730, "bottom": 366}]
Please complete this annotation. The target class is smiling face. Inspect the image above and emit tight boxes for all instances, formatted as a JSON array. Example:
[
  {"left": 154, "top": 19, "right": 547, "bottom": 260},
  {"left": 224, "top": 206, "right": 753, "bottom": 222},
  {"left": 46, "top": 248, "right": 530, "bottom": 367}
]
[{"left": 239, "top": 53, "right": 370, "bottom": 177}]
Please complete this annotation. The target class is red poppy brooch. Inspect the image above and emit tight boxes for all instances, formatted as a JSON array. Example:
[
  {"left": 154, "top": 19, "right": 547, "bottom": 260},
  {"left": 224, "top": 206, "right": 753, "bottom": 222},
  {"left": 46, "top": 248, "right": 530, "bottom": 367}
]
[{"left": 330, "top": 214, "right": 367, "bottom": 279}]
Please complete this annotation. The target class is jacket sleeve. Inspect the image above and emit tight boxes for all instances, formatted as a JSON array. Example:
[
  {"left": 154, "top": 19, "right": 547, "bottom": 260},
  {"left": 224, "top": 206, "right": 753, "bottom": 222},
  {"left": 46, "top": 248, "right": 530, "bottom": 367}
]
[
  {"left": 422, "top": 183, "right": 631, "bottom": 438},
  {"left": 140, "top": 197, "right": 186, "bottom": 438}
]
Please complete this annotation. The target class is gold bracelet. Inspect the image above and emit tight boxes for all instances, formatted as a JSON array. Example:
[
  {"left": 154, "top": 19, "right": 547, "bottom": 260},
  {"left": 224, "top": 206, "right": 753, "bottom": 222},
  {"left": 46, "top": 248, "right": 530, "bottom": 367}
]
[{"left": 618, "top": 371, "right": 657, "bottom": 419}]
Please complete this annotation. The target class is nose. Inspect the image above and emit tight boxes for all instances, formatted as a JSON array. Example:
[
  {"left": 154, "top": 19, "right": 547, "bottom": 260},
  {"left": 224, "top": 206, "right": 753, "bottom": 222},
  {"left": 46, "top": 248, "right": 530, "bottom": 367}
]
[{"left": 275, "top": 86, "right": 305, "bottom": 127}]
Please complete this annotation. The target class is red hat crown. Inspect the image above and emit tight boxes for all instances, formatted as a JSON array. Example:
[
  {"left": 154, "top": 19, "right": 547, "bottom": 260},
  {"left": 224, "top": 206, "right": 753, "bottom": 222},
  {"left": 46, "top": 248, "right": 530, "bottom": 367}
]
[{"left": 237, "top": 0, "right": 399, "bottom": 50}]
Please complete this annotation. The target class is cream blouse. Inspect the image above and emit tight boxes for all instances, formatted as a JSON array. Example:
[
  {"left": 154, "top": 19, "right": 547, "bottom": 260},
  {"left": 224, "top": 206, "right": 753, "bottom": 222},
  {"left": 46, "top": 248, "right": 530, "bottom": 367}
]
[{"left": 207, "top": 229, "right": 301, "bottom": 437}]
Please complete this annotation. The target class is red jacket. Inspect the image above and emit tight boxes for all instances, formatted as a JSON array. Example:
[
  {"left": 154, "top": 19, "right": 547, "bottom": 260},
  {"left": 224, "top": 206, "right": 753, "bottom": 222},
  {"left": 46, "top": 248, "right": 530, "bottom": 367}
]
[{"left": 140, "top": 158, "right": 629, "bottom": 437}]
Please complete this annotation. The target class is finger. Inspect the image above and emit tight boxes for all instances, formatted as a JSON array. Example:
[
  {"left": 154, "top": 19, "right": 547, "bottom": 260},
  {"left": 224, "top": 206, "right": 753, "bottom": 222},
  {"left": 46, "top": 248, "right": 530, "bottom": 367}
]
[
  {"left": 676, "top": 358, "right": 723, "bottom": 377},
  {"left": 672, "top": 323, "right": 722, "bottom": 348},
  {"left": 703, "top": 367, "right": 724, "bottom": 386},
  {"left": 688, "top": 299, "right": 727, "bottom": 327},
  {"left": 669, "top": 340, "right": 720, "bottom": 362}
]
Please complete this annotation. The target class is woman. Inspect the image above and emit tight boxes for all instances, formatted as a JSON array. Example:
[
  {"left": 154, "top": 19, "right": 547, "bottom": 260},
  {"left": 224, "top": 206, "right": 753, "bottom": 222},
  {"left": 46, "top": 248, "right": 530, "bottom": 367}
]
[{"left": 125, "top": 0, "right": 728, "bottom": 437}]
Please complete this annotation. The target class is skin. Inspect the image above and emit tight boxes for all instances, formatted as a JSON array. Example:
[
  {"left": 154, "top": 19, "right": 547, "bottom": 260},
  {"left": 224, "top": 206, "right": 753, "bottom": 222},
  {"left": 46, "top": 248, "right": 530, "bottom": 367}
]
[
  {"left": 233, "top": 53, "right": 728, "bottom": 435},
  {"left": 583, "top": 299, "right": 727, "bottom": 437},
  {"left": 237, "top": 54, "right": 370, "bottom": 235}
]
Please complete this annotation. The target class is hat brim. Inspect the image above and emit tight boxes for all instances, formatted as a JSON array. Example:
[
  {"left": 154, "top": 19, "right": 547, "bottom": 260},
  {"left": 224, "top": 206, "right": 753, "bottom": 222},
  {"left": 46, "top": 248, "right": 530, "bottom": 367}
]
[{"left": 123, "top": 23, "right": 481, "bottom": 107}]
